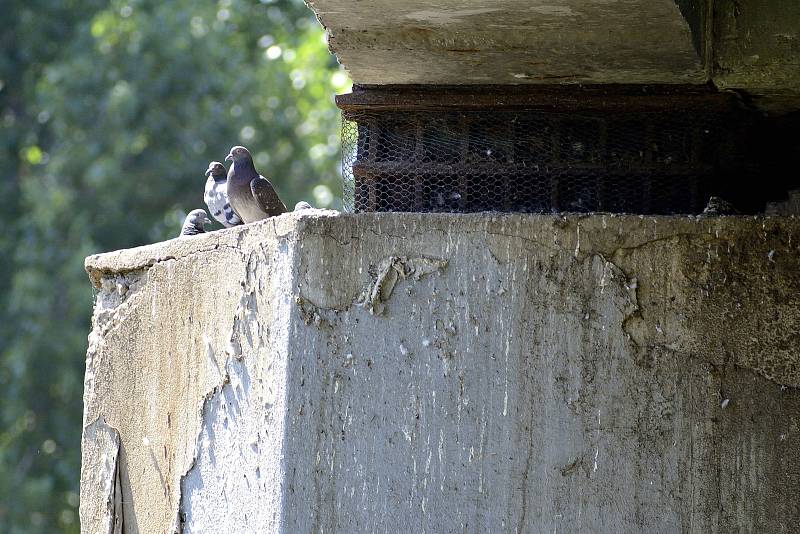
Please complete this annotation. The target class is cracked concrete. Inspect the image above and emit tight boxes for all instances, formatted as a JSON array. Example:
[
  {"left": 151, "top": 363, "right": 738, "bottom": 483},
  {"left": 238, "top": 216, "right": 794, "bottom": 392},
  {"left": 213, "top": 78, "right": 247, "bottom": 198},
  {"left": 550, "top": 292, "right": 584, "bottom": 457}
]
[{"left": 81, "top": 211, "right": 800, "bottom": 533}]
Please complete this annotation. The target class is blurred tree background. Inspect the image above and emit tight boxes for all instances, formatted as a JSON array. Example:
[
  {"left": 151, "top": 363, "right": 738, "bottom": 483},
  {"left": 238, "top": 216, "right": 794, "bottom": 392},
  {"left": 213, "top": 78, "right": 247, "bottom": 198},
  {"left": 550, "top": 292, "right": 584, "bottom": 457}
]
[{"left": 0, "top": 0, "right": 347, "bottom": 531}]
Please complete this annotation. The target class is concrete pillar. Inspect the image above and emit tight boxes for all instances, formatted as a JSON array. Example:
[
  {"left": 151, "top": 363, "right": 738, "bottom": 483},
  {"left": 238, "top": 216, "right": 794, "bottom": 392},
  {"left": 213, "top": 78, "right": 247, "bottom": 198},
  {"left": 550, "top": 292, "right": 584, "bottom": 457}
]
[{"left": 81, "top": 212, "right": 800, "bottom": 533}]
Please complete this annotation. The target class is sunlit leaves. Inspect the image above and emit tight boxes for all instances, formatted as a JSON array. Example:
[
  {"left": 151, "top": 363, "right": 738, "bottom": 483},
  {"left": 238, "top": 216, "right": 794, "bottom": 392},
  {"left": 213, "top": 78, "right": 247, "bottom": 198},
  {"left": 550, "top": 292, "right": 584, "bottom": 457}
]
[
  {"left": 22, "top": 145, "right": 44, "bottom": 165},
  {"left": 1, "top": 1, "right": 350, "bottom": 531}
]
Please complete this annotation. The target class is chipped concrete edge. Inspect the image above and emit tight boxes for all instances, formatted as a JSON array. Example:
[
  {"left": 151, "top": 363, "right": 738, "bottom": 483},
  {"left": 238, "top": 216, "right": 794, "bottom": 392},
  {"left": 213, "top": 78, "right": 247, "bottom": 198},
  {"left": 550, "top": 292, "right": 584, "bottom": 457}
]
[
  {"left": 80, "top": 416, "right": 123, "bottom": 534},
  {"left": 85, "top": 212, "right": 797, "bottom": 279},
  {"left": 84, "top": 210, "right": 340, "bottom": 288},
  {"left": 173, "top": 369, "right": 232, "bottom": 533}
]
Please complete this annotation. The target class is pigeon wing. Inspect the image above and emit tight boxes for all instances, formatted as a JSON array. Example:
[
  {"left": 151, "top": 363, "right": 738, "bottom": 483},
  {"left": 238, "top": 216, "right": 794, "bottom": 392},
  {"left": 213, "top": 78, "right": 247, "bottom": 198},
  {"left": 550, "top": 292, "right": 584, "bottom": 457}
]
[
  {"left": 250, "top": 176, "right": 287, "bottom": 217},
  {"left": 181, "top": 227, "right": 204, "bottom": 236}
]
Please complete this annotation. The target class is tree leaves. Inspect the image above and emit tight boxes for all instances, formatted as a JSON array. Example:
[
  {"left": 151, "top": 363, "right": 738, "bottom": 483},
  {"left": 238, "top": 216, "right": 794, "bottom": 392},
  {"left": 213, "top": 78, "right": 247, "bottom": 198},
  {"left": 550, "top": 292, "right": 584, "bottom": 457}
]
[{"left": 0, "top": 1, "right": 346, "bottom": 531}]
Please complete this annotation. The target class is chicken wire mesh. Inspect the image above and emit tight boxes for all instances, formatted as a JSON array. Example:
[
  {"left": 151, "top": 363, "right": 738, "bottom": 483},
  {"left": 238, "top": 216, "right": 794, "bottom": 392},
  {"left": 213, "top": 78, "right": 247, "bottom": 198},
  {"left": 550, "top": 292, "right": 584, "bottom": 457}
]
[{"left": 341, "top": 107, "right": 751, "bottom": 215}]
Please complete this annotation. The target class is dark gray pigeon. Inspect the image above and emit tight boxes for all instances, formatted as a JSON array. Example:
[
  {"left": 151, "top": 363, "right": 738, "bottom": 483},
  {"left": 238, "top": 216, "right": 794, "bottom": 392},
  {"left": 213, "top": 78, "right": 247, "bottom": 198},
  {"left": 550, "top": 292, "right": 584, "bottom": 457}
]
[
  {"left": 204, "top": 161, "right": 243, "bottom": 227},
  {"left": 702, "top": 196, "right": 739, "bottom": 216},
  {"left": 225, "top": 146, "right": 287, "bottom": 223},
  {"left": 180, "top": 209, "right": 212, "bottom": 237},
  {"left": 294, "top": 201, "right": 313, "bottom": 211}
]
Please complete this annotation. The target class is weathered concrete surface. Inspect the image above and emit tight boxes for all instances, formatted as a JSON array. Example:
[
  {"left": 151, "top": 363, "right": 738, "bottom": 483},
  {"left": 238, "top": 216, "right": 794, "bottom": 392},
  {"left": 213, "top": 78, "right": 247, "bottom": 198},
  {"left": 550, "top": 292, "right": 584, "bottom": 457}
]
[
  {"left": 81, "top": 216, "right": 297, "bottom": 533},
  {"left": 81, "top": 211, "right": 800, "bottom": 533},
  {"left": 80, "top": 417, "right": 122, "bottom": 534},
  {"left": 306, "top": 0, "right": 800, "bottom": 112},
  {"left": 767, "top": 190, "right": 800, "bottom": 216},
  {"left": 307, "top": 0, "right": 704, "bottom": 85},
  {"left": 712, "top": 0, "right": 800, "bottom": 112}
]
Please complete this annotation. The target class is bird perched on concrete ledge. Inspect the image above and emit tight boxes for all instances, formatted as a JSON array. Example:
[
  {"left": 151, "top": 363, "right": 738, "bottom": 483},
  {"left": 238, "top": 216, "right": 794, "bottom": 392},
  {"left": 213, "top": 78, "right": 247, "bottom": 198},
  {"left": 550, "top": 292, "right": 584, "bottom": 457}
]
[
  {"left": 204, "top": 161, "right": 242, "bottom": 228},
  {"left": 225, "top": 146, "right": 287, "bottom": 223},
  {"left": 294, "top": 201, "right": 313, "bottom": 211},
  {"left": 701, "top": 196, "right": 739, "bottom": 216},
  {"left": 180, "top": 209, "right": 211, "bottom": 237}
]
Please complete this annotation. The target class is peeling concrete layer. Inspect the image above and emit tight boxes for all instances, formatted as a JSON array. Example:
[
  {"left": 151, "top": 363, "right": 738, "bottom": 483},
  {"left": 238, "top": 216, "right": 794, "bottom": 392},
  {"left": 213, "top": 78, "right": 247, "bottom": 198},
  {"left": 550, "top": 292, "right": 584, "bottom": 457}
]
[
  {"left": 81, "top": 212, "right": 800, "bottom": 533},
  {"left": 80, "top": 417, "right": 122, "bottom": 534},
  {"left": 81, "top": 214, "right": 302, "bottom": 533}
]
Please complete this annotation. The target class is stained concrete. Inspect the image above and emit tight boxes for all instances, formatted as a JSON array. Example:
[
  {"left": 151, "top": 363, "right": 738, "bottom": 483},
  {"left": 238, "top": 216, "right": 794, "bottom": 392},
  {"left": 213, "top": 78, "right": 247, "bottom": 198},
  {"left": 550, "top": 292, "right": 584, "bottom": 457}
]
[
  {"left": 81, "top": 211, "right": 800, "bottom": 532},
  {"left": 307, "top": 0, "right": 703, "bottom": 85},
  {"left": 712, "top": 0, "right": 800, "bottom": 112},
  {"left": 305, "top": 0, "right": 800, "bottom": 112}
]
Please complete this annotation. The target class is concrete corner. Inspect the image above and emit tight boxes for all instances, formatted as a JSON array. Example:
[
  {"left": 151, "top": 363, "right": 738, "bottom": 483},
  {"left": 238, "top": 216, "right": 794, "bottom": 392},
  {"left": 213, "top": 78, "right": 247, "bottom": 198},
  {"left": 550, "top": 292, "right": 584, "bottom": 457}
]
[{"left": 81, "top": 212, "right": 800, "bottom": 532}]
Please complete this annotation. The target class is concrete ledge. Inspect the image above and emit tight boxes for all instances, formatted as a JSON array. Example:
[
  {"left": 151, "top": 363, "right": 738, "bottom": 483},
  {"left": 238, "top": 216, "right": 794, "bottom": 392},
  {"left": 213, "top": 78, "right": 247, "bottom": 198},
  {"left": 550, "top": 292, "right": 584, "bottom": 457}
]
[
  {"left": 307, "top": 0, "right": 702, "bottom": 85},
  {"left": 81, "top": 212, "right": 800, "bottom": 533},
  {"left": 306, "top": 0, "right": 800, "bottom": 112}
]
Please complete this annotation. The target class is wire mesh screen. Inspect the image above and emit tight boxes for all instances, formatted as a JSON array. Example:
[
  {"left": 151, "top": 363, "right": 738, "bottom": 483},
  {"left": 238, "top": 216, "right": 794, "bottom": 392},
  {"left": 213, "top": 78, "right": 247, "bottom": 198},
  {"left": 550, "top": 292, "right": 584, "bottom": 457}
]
[{"left": 341, "top": 108, "right": 748, "bottom": 214}]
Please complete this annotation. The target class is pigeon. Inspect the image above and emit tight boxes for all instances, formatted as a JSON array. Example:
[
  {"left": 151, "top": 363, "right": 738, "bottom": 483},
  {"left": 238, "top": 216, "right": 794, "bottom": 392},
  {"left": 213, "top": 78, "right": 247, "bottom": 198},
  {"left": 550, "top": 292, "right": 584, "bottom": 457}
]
[
  {"left": 701, "top": 196, "right": 739, "bottom": 216},
  {"left": 204, "top": 161, "right": 242, "bottom": 228},
  {"left": 225, "top": 146, "right": 287, "bottom": 223},
  {"left": 180, "top": 209, "right": 212, "bottom": 237},
  {"left": 294, "top": 201, "right": 313, "bottom": 211}
]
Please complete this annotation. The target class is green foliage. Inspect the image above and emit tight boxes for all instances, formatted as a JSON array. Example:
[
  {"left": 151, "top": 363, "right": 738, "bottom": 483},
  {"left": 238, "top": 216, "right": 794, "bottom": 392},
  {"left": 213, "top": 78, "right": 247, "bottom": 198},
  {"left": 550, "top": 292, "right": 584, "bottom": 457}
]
[{"left": 0, "top": 1, "right": 347, "bottom": 530}]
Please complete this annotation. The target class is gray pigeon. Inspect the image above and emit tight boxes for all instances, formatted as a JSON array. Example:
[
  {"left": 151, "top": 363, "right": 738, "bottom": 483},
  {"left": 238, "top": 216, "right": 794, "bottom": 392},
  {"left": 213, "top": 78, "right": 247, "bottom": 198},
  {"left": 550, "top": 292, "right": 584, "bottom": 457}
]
[
  {"left": 225, "top": 146, "right": 287, "bottom": 223},
  {"left": 180, "top": 209, "right": 212, "bottom": 237},
  {"left": 294, "top": 201, "right": 313, "bottom": 211},
  {"left": 702, "top": 196, "right": 739, "bottom": 216},
  {"left": 204, "top": 161, "right": 243, "bottom": 227}
]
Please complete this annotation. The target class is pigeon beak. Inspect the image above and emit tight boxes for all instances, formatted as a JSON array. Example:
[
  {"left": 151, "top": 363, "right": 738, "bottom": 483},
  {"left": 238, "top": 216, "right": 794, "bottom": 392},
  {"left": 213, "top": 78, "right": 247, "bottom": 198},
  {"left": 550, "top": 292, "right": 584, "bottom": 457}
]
[
  {"left": 204, "top": 218, "right": 212, "bottom": 225},
  {"left": 225, "top": 153, "right": 233, "bottom": 162},
  {"left": 205, "top": 169, "right": 212, "bottom": 177}
]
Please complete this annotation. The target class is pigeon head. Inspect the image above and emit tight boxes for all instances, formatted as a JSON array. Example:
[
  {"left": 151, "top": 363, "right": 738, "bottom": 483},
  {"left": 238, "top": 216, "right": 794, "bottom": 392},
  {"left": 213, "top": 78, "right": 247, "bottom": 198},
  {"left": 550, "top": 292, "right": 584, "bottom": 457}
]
[
  {"left": 205, "top": 161, "right": 226, "bottom": 178},
  {"left": 187, "top": 209, "right": 211, "bottom": 228},
  {"left": 225, "top": 146, "right": 252, "bottom": 163}
]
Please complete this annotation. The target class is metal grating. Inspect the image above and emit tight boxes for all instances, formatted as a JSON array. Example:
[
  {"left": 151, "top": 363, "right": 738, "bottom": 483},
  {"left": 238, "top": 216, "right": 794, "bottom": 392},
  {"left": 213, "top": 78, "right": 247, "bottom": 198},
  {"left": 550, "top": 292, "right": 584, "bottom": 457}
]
[{"left": 338, "top": 85, "right": 756, "bottom": 215}]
